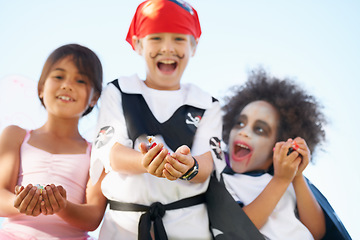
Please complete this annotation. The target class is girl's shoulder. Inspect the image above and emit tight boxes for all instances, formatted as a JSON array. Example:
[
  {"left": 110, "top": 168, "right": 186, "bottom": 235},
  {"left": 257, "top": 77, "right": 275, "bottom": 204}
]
[
  {"left": 1, "top": 125, "right": 27, "bottom": 135},
  {"left": 0, "top": 125, "right": 27, "bottom": 147}
]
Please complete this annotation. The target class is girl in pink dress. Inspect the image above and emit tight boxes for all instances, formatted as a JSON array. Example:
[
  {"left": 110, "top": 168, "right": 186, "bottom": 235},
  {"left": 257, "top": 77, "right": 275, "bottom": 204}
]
[{"left": 0, "top": 44, "right": 107, "bottom": 239}]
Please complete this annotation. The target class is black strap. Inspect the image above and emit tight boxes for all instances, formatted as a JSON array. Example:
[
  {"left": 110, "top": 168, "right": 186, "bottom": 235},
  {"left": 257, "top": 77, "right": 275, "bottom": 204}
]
[
  {"left": 108, "top": 193, "right": 206, "bottom": 240},
  {"left": 110, "top": 79, "right": 206, "bottom": 152},
  {"left": 206, "top": 175, "right": 265, "bottom": 240}
]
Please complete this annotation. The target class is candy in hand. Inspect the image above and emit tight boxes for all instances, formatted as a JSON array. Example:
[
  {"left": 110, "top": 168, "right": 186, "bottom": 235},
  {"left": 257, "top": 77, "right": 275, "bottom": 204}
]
[
  {"left": 147, "top": 136, "right": 157, "bottom": 149},
  {"left": 35, "top": 184, "right": 44, "bottom": 194},
  {"left": 287, "top": 141, "right": 299, "bottom": 155}
]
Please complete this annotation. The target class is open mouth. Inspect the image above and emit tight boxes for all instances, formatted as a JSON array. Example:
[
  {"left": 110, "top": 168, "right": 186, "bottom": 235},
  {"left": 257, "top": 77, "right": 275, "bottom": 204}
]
[
  {"left": 157, "top": 60, "right": 177, "bottom": 73},
  {"left": 57, "top": 95, "right": 74, "bottom": 102},
  {"left": 232, "top": 142, "right": 252, "bottom": 162}
]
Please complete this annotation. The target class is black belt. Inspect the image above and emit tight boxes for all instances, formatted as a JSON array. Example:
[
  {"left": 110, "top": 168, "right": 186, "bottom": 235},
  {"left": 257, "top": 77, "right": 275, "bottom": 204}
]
[{"left": 108, "top": 193, "right": 206, "bottom": 240}]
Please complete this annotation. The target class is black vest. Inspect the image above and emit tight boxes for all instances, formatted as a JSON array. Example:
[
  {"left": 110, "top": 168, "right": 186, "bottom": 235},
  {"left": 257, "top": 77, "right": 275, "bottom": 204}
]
[{"left": 111, "top": 80, "right": 216, "bottom": 152}]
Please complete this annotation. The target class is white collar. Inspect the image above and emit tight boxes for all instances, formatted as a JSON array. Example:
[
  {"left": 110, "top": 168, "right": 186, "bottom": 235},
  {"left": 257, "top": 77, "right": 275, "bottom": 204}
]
[{"left": 116, "top": 75, "right": 214, "bottom": 109}]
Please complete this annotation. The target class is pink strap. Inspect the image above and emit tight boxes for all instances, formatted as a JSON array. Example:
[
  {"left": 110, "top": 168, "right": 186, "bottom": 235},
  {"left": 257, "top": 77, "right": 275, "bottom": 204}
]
[
  {"left": 22, "top": 129, "right": 32, "bottom": 144},
  {"left": 85, "top": 141, "right": 92, "bottom": 156}
]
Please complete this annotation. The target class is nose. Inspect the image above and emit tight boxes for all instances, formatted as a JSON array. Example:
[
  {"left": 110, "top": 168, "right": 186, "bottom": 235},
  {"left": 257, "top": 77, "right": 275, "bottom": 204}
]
[
  {"left": 61, "top": 78, "right": 73, "bottom": 91},
  {"left": 237, "top": 126, "right": 250, "bottom": 138},
  {"left": 160, "top": 38, "right": 175, "bottom": 54}
]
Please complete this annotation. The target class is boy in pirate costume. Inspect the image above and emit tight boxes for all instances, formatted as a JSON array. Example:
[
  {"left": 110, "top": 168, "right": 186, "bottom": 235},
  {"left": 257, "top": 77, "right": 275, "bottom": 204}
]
[{"left": 90, "top": 1, "right": 222, "bottom": 239}]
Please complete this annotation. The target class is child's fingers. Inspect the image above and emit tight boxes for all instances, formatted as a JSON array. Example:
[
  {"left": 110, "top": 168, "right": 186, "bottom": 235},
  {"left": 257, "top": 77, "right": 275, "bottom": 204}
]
[
  {"left": 289, "top": 138, "right": 308, "bottom": 162},
  {"left": 24, "top": 188, "right": 41, "bottom": 215},
  {"left": 14, "top": 184, "right": 32, "bottom": 208},
  {"left": 164, "top": 155, "right": 184, "bottom": 177},
  {"left": 292, "top": 137, "right": 310, "bottom": 174},
  {"left": 138, "top": 142, "right": 148, "bottom": 154},
  {"left": 170, "top": 152, "right": 194, "bottom": 174},
  {"left": 163, "top": 168, "right": 177, "bottom": 181},
  {"left": 293, "top": 137, "right": 310, "bottom": 155},
  {"left": 274, "top": 141, "right": 299, "bottom": 176},
  {"left": 40, "top": 199, "right": 47, "bottom": 215},
  {"left": 153, "top": 156, "right": 167, "bottom": 177},
  {"left": 282, "top": 141, "right": 293, "bottom": 157},
  {"left": 147, "top": 149, "right": 168, "bottom": 177},
  {"left": 32, "top": 196, "right": 42, "bottom": 216},
  {"left": 57, "top": 185, "right": 67, "bottom": 198},
  {"left": 174, "top": 145, "right": 190, "bottom": 155},
  {"left": 52, "top": 185, "right": 66, "bottom": 211},
  {"left": 17, "top": 186, "right": 36, "bottom": 214},
  {"left": 141, "top": 143, "right": 164, "bottom": 167},
  {"left": 164, "top": 161, "right": 182, "bottom": 178},
  {"left": 42, "top": 186, "right": 54, "bottom": 215},
  {"left": 143, "top": 145, "right": 166, "bottom": 172},
  {"left": 14, "top": 185, "right": 25, "bottom": 195},
  {"left": 46, "top": 185, "right": 61, "bottom": 213}
]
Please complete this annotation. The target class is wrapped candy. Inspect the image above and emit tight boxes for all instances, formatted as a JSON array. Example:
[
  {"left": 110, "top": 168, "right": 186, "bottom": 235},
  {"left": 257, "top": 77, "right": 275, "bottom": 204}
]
[
  {"left": 287, "top": 141, "right": 300, "bottom": 155},
  {"left": 35, "top": 184, "right": 44, "bottom": 194},
  {"left": 147, "top": 136, "right": 157, "bottom": 150}
]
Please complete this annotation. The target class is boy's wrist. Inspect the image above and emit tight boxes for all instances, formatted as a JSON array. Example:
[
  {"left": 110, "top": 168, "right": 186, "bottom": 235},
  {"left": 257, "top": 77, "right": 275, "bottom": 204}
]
[{"left": 179, "top": 157, "right": 199, "bottom": 181}]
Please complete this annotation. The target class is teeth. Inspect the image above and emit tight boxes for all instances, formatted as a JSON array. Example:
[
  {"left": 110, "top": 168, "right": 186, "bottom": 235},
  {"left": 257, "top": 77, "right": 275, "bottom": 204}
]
[
  {"left": 58, "top": 96, "right": 72, "bottom": 101},
  {"left": 159, "top": 60, "right": 175, "bottom": 64},
  {"left": 236, "top": 143, "right": 249, "bottom": 149}
]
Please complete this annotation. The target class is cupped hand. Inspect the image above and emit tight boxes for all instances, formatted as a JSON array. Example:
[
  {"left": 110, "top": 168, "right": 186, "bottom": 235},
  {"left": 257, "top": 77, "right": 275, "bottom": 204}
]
[
  {"left": 40, "top": 184, "right": 67, "bottom": 215},
  {"left": 139, "top": 142, "right": 168, "bottom": 178},
  {"left": 163, "top": 145, "right": 194, "bottom": 181},
  {"left": 14, "top": 184, "right": 42, "bottom": 216}
]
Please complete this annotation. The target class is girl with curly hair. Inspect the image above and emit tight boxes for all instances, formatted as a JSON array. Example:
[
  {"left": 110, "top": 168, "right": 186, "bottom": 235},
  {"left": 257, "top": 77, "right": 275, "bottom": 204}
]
[{"left": 208, "top": 68, "right": 350, "bottom": 239}]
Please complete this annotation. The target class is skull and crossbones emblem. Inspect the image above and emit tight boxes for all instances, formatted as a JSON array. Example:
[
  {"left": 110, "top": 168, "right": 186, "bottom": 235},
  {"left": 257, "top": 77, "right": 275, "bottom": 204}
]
[{"left": 185, "top": 112, "right": 201, "bottom": 128}]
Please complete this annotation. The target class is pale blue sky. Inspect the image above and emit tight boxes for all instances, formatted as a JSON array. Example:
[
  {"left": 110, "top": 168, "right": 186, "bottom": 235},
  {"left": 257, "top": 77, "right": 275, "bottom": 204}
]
[{"left": 1, "top": 1, "right": 359, "bottom": 238}]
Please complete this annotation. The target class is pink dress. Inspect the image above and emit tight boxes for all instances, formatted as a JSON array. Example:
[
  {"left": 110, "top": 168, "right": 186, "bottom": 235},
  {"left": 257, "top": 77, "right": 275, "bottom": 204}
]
[{"left": 0, "top": 130, "right": 93, "bottom": 240}]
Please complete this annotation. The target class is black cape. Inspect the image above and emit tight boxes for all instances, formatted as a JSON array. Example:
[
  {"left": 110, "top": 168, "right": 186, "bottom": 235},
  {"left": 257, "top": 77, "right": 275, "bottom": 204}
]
[{"left": 307, "top": 178, "right": 352, "bottom": 240}]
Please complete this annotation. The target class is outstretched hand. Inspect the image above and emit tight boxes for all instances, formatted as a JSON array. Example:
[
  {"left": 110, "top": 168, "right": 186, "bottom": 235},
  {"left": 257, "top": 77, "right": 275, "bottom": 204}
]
[
  {"left": 40, "top": 184, "right": 67, "bottom": 215},
  {"left": 138, "top": 142, "right": 169, "bottom": 178},
  {"left": 138, "top": 143, "right": 196, "bottom": 181},
  {"left": 14, "top": 184, "right": 42, "bottom": 216},
  {"left": 164, "top": 145, "right": 194, "bottom": 181},
  {"left": 14, "top": 184, "right": 67, "bottom": 216}
]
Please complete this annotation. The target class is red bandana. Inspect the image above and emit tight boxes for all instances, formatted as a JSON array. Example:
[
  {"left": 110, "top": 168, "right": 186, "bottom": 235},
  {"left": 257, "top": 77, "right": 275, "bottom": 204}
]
[{"left": 126, "top": 0, "right": 201, "bottom": 50}]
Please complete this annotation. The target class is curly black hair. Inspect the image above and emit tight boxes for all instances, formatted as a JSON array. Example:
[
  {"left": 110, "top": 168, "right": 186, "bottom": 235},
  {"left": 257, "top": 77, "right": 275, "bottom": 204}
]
[{"left": 222, "top": 68, "right": 327, "bottom": 159}]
